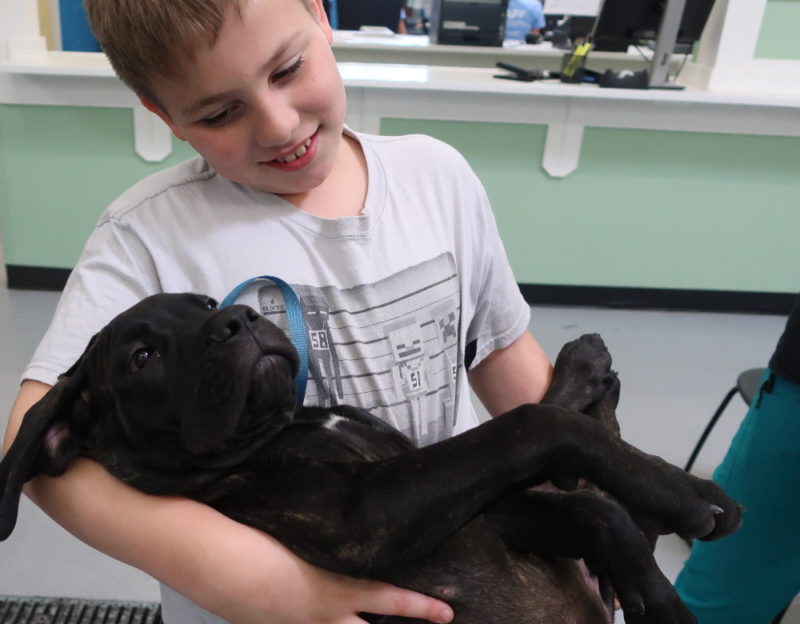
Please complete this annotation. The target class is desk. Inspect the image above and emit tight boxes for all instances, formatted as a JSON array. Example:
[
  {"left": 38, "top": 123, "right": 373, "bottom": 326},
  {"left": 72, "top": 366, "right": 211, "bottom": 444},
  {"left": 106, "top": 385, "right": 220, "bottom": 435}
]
[
  {"left": 332, "top": 31, "right": 678, "bottom": 74},
  {"left": 340, "top": 63, "right": 800, "bottom": 176},
  {"left": 1, "top": 53, "right": 799, "bottom": 176}
]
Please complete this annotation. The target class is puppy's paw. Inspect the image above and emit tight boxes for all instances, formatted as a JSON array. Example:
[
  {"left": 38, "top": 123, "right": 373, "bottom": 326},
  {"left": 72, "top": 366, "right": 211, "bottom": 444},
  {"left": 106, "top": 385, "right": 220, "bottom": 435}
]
[
  {"left": 603, "top": 544, "right": 697, "bottom": 624},
  {"left": 684, "top": 477, "right": 744, "bottom": 541},
  {"left": 617, "top": 578, "right": 698, "bottom": 624},
  {"left": 621, "top": 591, "right": 698, "bottom": 624},
  {"left": 544, "top": 334, "right": 615, "bottom": 413},
  {"left": 660, "top": 475, "right": 742, "bottom": 542},
  {"left": 633, "top": 458, "right": 743, "bottom": 542},
  {"left": 578, "top": 494, "right": 697, "bottom": 624},
  {"left": 585, "top": 371, "right": 621, "bottom": 437}
]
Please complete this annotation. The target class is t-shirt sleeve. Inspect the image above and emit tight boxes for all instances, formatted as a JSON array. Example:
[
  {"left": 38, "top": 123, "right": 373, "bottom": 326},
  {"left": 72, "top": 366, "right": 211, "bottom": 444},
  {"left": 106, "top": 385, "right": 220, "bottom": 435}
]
[
  {"left": 23, "top": 216, "right": 158, "bottom": 385},
  {"left": 462, "top": 165, "right": 530, "bottom": 370}
]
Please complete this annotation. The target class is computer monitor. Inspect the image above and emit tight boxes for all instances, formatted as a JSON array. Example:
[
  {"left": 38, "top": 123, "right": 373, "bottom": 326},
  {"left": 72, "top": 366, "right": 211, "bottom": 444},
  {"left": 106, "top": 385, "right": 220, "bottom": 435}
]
[
  {"left": 336, "top": 0, "right": 405, "bottom": 32},
  {"left": 429, "top": 0, "right": 510, "bottom": 46},
  {"left": 592, "top": 0, "right": 715, "bottom": 87},
  {"left": 542, "top": 0, "right": 599, "bottom": 48}
]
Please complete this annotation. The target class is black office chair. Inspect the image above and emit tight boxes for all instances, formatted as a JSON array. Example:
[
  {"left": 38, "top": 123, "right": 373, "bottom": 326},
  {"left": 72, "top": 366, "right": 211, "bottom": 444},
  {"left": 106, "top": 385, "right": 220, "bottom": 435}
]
[{"left": 683, "top": 367, "right": 766, "bottom": 474}]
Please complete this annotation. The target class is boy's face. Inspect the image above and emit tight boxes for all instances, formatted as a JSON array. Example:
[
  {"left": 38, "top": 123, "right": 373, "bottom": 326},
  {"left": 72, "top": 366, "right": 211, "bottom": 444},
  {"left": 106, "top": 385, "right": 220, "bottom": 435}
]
[{"left": 142, "top": 0, "right": 346, "bottom": 198}]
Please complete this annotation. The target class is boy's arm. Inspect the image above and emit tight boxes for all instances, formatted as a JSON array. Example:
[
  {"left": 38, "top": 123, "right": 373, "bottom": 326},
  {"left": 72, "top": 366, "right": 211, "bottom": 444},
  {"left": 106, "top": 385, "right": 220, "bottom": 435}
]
[
  {"left": 468, "top": 330, "right": 553, "bottom": 416},
  {"left": 3, "top": 381, "right": 454, "bottom": 624}
]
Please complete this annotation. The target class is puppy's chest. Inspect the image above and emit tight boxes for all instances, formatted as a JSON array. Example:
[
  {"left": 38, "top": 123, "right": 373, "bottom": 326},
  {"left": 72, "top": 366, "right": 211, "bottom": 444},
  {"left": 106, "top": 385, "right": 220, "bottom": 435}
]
[{"left": 269, "top": 413, "right": 411, "bottom": 464}]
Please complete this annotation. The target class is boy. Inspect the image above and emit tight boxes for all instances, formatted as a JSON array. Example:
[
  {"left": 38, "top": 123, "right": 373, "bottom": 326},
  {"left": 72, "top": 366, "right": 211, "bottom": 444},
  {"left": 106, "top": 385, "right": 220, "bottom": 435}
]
[{"left": 3, "top": 0, "right": 552, "bottom": 621}]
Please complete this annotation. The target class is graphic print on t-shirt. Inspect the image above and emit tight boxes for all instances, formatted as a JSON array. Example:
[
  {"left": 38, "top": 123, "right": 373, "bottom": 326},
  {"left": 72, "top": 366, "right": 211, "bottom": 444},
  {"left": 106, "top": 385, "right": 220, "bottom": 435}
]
[{"left": 257, "top": 252, "right": 461, "bottom": 447}]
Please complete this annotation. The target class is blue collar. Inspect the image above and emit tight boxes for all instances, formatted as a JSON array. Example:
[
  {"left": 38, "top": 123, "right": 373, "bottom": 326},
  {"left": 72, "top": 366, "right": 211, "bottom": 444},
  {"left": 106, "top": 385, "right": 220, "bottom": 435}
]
[{"left": 219, "top": 276, "right": 308, "bottom": 406}]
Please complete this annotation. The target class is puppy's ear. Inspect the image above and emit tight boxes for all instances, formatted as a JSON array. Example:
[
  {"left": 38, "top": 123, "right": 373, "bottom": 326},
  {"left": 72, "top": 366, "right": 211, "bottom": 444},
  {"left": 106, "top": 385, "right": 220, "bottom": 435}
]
[{"left": 0, "top": 341, "right": 94, "bottom": 541}]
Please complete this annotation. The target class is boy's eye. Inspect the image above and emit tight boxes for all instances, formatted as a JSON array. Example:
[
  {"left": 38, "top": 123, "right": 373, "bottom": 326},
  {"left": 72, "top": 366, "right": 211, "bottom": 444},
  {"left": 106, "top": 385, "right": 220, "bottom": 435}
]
[
  {"left": 202, "top": 107, "right": 234, "bottom": 126},
  {"left": 272, "top": 56, "right": 305, "bottom": 82}
]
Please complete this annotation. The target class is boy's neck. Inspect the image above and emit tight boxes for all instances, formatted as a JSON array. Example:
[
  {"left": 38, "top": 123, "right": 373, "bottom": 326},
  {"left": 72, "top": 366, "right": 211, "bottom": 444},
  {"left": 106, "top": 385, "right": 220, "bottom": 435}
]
[{"left": 281, "top": 134, "right": 368, "bottom": 219}]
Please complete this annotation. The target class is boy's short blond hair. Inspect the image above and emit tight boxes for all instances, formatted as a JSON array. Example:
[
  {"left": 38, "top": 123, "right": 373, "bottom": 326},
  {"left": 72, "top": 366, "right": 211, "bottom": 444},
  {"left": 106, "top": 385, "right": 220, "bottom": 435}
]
[{"left": 85, "top": 0, "right": 246, "bottom": 105}]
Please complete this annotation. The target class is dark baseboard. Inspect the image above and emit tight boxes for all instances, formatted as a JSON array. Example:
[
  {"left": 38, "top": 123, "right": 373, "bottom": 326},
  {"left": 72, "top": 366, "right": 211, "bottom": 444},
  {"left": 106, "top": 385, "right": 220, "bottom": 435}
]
[
  {"left": 6, "top": 265, "right": 795, "bottom": 315},
  {"left": 520, "top": 284, "right": 796, "bottom": 315},
  {"left": 7, "top": 265, "right": 71, "bottom": 291}
]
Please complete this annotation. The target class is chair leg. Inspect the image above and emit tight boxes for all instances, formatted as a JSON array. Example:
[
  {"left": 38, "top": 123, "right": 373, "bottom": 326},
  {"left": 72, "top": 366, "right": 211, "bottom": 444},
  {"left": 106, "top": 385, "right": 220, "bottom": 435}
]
[{"left": 684, "top": 386, "right": 738, "bottom": 473}]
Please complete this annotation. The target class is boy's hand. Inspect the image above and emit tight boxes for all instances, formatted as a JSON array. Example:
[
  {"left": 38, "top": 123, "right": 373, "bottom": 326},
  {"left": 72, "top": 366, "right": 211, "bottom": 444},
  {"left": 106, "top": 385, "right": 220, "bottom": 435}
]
[
  {"left": 196, "top": 523, "right": 454, "bottom": 624},
  {"left": 265, "top": 558, "right": 455, "bottom": 624}
]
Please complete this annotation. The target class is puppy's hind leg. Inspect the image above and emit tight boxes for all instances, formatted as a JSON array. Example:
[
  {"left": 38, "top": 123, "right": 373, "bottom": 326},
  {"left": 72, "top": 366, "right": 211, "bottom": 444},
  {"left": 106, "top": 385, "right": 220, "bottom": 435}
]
[
  {"left": 485, "top": 489, "right": 698, "bottom": 624},
  {"left": 584, "top": 370, "right": 621, "bottom": 438},
  {"left": 543, "top": 335, "right": 621, "bottom": 491},
  {"left": 543, "top": 334, "right": 617, "bottom": 417}
]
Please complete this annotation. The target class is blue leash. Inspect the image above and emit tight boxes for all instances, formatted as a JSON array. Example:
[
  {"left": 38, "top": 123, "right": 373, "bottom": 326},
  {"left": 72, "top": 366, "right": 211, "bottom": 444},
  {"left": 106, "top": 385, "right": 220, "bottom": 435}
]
[{"left": 219, "top": 276, "right": 308, "bottom": 406}]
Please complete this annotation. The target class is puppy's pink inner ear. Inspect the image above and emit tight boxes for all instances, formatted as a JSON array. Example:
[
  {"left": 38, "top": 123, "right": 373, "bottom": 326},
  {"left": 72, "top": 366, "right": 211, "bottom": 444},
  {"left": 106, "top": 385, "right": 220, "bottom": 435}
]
[{"left": 44, "top": 422, "right": 71, "bottom": 459}]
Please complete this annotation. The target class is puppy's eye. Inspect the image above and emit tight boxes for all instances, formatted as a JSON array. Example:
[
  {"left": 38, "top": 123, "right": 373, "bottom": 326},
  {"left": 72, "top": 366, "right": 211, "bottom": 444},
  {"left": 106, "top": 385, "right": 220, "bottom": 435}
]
[
  {"left": 206, "top": 298, "right": 218, "bottom": 310},
  {"left": 131, "top": 348, "right": 156, "bottom": 373}
]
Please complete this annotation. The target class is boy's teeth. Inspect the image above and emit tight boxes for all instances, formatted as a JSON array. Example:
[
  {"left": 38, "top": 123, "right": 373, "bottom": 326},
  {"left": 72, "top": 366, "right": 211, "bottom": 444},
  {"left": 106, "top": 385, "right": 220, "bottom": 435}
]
[{"left": 276, "top": 138, "right": 311, "bottom": 163}]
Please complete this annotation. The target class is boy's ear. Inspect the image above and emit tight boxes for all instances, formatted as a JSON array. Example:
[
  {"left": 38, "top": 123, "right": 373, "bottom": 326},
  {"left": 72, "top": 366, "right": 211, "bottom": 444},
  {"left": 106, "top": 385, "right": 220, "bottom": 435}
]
[
  {"left": 139, "top": 97, "right": 187, "bottom": 142},
  {"left": 308, "top": 0, "right": 334, "bottom": 42}
]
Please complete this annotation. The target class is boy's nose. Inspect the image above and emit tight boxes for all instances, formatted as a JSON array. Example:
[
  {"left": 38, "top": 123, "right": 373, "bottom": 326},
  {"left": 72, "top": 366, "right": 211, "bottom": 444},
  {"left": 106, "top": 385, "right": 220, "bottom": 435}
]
[{"left": 251, "top": 95, "right": 299, "bottom": 149}]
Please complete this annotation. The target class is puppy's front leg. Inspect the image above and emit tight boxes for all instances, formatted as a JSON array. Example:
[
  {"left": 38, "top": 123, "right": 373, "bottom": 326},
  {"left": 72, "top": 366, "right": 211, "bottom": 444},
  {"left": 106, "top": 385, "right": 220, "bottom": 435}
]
[{"left": 229, "top": 404, "right": 739, "bottom": 581}]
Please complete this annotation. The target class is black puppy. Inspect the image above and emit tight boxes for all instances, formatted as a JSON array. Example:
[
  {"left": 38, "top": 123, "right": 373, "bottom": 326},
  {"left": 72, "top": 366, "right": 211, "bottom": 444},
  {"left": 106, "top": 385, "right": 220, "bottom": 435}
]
[{"left": 0, "top": 294, "right": 741, "bottom": 623}]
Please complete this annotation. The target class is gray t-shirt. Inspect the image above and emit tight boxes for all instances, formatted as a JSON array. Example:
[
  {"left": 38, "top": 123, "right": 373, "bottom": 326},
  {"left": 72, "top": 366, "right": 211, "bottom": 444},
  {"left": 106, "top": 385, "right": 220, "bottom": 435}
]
[{"left": 25, "top": 129, "right": 530, "bottom": 622}]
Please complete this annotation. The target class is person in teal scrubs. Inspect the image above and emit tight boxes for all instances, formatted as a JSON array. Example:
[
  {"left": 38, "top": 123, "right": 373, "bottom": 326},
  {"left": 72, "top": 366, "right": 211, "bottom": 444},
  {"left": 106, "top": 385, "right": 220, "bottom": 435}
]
[{"left": 675, "top": 293, "right": 800, "bottom": 623}]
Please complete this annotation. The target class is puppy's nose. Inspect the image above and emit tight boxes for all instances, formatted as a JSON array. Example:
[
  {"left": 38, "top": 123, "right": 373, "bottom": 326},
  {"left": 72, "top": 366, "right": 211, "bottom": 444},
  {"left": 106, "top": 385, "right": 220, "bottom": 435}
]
[{"left": 209, "top": 306, "right": 260, "bottom": 342}]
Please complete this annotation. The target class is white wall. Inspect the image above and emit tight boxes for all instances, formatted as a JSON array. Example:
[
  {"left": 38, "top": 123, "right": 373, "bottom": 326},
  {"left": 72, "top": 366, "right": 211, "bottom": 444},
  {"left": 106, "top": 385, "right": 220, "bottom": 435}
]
[{"left": 0, "top": 0, "right": 47, "bottom": 62}]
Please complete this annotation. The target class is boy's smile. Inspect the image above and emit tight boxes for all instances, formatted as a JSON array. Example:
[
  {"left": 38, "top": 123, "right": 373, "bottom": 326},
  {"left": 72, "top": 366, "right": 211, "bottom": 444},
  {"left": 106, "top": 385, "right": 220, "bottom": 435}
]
[
  {"left": 263, "top": 132, "right": 317, "bottom": 172},
  {"left": 141, "top": 0, "right": 348, "bottom": 202}
]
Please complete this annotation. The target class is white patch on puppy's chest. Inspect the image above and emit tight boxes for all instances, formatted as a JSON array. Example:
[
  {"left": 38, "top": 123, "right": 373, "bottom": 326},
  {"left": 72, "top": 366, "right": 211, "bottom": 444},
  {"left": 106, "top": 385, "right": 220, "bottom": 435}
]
[{"left": 322, "top": 414, "right": 346, "bottom": 431}]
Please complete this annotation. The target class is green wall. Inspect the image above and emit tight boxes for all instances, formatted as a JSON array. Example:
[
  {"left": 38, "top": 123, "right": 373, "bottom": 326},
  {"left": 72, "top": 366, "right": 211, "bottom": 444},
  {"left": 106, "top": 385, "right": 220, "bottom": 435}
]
[
  {"left": 382, "top": 119, "right": 799, "bottom": 293},
  {"left": 756, "top": 0, "right": 800, "bottom": 60},
  {"left": 1, "top": 0, "right": 796, "bottom": 293},
  {"left": 0, "top": 105, "right": 195, "bottom": 268},
  {"left": 1, "top": 104, "right": 797, "bottom": 294}
]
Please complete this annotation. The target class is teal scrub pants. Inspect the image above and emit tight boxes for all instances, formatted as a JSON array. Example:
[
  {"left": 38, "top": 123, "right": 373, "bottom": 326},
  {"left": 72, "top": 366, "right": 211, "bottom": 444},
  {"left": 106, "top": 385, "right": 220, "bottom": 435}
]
[{"left": 675, "top": 370, "right": 800, "bottom": 623}]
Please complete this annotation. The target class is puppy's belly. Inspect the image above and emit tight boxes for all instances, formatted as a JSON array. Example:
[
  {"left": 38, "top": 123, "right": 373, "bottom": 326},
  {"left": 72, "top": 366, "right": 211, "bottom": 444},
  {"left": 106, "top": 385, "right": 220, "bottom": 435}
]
[
  {"left": 506, "top": 554, "right": 612, "bottom": 624},
  {"left": 382, "top": 524, "right": 611, "bottom": 624}
]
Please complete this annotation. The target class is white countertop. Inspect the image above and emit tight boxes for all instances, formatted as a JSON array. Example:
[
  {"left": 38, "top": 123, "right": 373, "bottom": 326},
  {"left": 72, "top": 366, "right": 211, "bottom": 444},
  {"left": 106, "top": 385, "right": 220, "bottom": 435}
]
[
  {"left": 332, "top": 31, "right": 653, "bottom": 60},
  {"left": 2, "top": 52, "right": 798, "bottom": 110},
  {"left": 337, "top": 62, "right": 800, "bottom": 107},
  {"left": 1, "top": 52, "right": 797, "bottom": 175}
]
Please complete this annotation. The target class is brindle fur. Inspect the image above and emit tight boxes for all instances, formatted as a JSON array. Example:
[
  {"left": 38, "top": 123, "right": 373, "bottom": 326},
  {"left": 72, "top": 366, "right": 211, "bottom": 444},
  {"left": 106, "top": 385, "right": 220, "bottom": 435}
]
[{"left": 0, "top": 294, "right": 742, "bottom": 623}]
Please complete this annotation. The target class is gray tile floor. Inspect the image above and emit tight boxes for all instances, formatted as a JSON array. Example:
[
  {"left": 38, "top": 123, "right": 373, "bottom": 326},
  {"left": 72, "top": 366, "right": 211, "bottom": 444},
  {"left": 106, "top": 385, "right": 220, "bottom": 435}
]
[{"left": 0, "top": 286, "right": 797, "bottom": 621}]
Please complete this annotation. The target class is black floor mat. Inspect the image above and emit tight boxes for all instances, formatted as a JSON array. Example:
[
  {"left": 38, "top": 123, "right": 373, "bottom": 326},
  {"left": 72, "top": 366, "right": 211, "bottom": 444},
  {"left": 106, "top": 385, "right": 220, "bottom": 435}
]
[{"left": 0, "top": 596, "right": 162, "bottom": 624}]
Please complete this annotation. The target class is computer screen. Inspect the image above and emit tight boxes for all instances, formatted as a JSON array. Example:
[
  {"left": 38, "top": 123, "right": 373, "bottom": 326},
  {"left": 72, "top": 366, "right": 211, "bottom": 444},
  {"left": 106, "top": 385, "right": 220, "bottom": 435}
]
[
  {"left": 336, "top": 0, "right": 405, "bottom": 32},
  {"left": 430, "top": 0, "right": 509, "bottom": 46},
  {"left": 592, "top": 0, "right": 716, "bottom": 88},
  {"left": 592, "top": 0, "right": 714, "bottom": 52},
  {"left": 542, "top": 0, "right": 599, "bottom": 47}
]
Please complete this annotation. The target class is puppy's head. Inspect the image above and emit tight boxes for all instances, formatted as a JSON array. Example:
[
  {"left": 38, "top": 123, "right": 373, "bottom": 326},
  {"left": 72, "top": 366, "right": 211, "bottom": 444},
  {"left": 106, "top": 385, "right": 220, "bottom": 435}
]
[
  {"left": 90, "top": 293, "right": 300, "bottom": 458},
  {"left": 0, "top": 293, "right": 299, "bottom": 539}
]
